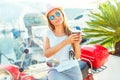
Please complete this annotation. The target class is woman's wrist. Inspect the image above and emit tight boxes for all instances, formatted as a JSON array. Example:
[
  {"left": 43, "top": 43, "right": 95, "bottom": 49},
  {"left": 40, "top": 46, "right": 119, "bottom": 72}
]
[
  {"left": 73, "top": 43, "right": 80, "bottom": 46},
  {"left": 63, "top": 39, "right": 69, "bottom": 45}
]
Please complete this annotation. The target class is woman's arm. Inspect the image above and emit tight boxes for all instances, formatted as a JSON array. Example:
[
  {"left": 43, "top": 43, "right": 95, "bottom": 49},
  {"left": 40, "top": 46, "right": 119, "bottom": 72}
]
[
  {"left": 44, "top": 37, "right": 68, "bottom": 58},
  {"left": 44, "top": 34, "right": 78, "bottom": 58},
  {"left": 73, "top": 43, "right": 81, "bottom": 59},
  {"left": 73, "top": 34, "right": 82, "bottom": 59}
]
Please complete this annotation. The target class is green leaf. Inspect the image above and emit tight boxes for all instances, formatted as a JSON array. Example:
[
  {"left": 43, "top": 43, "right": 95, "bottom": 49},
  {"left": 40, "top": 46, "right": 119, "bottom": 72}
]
[{"left": 83, "top": 0, "right": 120, "bottom": 51}]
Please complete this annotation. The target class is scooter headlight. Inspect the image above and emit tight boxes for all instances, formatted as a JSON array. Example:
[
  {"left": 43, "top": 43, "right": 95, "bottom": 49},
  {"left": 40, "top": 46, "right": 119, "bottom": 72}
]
[{"left": 0, "top": 68, "right": 13, "bottom": 80}]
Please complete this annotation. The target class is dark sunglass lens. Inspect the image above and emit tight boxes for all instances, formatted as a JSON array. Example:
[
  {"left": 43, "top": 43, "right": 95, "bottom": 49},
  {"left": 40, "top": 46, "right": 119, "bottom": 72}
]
[
  {"left": 49, "top": 15, "right": 54, "bottom": 20},
  {"left": 56, "top": 11, "right": 60, "bottom": 17}
]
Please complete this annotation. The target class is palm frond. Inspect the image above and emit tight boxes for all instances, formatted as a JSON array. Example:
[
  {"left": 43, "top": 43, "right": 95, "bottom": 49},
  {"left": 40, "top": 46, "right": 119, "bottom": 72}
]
[
  {"left": 83, "top": 0, "right": 120, "bottom": 50},
  {"left": 87, "top": 0, "right": 120, "bottom": 29},
  {"left": 85, "top": 36, "right": 113, "bottom": 44}
]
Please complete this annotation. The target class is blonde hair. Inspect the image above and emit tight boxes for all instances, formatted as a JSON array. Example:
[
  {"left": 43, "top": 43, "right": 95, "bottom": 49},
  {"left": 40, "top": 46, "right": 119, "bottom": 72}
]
[{"left": 46, "top": 8, "right": 71, "bottom": 36}]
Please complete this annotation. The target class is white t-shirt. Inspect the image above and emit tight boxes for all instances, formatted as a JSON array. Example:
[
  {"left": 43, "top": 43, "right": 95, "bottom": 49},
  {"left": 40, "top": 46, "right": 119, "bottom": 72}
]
[{"left": 45, "top": 29, "right": 79, "bottom": 72}]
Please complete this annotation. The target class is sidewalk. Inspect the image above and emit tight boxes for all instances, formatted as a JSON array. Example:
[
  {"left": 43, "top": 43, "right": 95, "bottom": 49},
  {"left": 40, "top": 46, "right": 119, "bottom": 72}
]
[{"left": 94, "top": 55, "right": 120, "bottom": 80}]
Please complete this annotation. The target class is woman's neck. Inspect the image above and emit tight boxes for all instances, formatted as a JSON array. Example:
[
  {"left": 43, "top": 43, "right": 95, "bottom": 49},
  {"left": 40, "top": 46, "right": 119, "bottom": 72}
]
[{"left": 54, "top": 25, "right": 65, "bottom": 36}]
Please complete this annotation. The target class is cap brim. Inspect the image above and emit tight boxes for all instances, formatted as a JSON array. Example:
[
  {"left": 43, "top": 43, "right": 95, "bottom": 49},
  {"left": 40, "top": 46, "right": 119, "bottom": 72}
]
[{"left": 46, "top": 7, "right": 62, "bottom": 16}]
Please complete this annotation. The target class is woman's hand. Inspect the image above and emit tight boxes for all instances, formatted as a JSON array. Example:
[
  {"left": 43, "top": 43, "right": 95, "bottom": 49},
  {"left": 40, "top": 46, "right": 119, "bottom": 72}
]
[
  {"left": 66, "top": 33, "right": 82, "bottom": 44},
  {"left": 73, "top": 33, "right": 82, "bottom": 45}
]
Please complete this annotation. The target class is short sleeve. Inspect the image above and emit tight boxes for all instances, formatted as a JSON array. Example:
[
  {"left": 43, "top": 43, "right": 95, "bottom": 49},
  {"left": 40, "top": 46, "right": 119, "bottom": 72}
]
[{"left": 45, "top": 29, "right": 53, "bottom": 39}]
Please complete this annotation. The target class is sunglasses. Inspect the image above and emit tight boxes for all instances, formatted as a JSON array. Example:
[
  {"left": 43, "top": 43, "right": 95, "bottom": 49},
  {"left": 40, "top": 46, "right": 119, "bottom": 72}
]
[{"left": 49, "top": 11, "right": 61, "bottom": 20}]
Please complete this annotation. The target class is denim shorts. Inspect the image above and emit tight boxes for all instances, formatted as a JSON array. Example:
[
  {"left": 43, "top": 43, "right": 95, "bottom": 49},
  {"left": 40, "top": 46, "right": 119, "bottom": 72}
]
[{"left": 48, "top": 66, "right": 83, "bottom": 80}]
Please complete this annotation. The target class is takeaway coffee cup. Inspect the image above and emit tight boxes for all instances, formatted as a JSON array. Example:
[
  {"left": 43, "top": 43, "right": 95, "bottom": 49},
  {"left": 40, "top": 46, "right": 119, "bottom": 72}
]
[{"left": 71, "top": 26, "right": 81, "bottom": 35}]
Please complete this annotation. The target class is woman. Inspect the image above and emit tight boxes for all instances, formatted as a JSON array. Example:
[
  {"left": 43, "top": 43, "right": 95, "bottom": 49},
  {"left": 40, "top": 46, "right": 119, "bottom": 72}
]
[{"left": 44, "top": 4, "right": 83, "bottom": 80}]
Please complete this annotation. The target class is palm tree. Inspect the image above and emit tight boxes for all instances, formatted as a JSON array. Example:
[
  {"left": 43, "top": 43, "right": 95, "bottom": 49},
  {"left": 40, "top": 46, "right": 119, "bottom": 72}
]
[{"left": 82, "top": 0, "right": 120, "bottom": 56}]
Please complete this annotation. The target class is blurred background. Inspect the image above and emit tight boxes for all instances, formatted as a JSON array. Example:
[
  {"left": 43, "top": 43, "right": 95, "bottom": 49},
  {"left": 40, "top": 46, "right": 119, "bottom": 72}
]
[
  {"left": 1, "top": 1, "right": 120, "bottom": 80},
  {"left": 0, "top": 0, "right": 107, "bottom": 64}
]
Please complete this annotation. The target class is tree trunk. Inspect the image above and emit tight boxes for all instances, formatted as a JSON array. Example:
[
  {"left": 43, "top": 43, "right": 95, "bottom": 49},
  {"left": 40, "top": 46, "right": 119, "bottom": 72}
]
[{"left": 115, "top": 41, "right": 120, "bottom": 56}]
